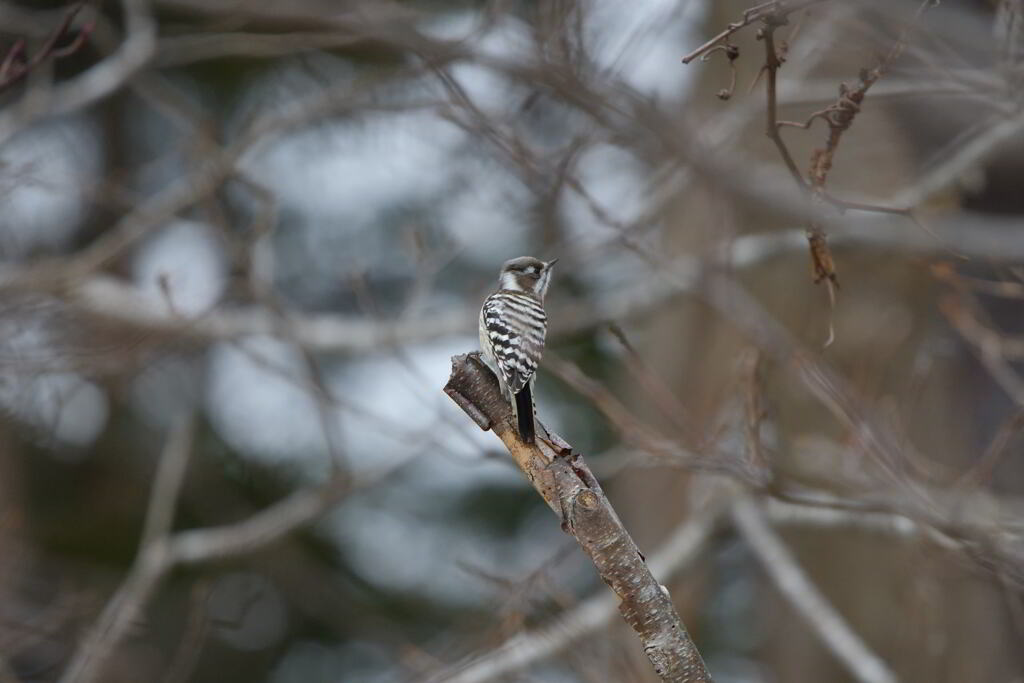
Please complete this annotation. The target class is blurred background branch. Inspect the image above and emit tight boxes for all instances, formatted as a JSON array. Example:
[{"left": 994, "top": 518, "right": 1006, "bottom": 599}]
[{"left": 0, "top": 0, "right": 1022, "bottom": 681}]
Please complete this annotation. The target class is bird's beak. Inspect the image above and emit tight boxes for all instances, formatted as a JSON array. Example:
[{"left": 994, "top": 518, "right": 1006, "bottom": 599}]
[{"left": 546, "top": 258, "right": 559, "bottom": 268}]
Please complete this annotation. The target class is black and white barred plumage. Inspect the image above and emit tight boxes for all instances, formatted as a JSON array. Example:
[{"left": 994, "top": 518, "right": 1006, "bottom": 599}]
[{"left": 479, "top": 256, "right": 557, "bottom": 443}]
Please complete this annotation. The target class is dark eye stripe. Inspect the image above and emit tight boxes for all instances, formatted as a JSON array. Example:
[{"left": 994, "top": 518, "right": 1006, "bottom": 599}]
[{"left": 507, "top": 263, "right": 543, "bottom": 273}]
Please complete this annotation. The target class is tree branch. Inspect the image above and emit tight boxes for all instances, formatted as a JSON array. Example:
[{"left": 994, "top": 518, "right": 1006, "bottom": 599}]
[
  {"left": 443, "top": 353, "right": 713, "bottom": 683},
  {"left": 732, "top": 497, "right": 899, "bottom": 683},
  {"left": 59, "top": 415, "right": 196, "bottom": 683},
  {"left": 432, "top": 504, "right": 722, "bottom": 683},
  {"left": 0, "top": 0, "right": 154, "bottom": 144},
  {"left": 0, "top": 3, "right": 92, "bottom": 95},
  {"left": 58, "top": 418, "right": 355, "bottom": 683},
  {"left": 681, "top": 0, "right": 828, "bottom": 64}
]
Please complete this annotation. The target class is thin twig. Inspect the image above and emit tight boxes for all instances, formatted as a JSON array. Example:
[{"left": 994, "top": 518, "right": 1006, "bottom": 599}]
[
  {"left": 431, "top": 505, "right": 723, "bottom": 683},
  {"left": 940, "top": 294, "right": 1024, "bottom": 405},
  {"left": 58, "top": 418, "right": 358, "bottom": 683},
  {"left": 689, "top": 0, "right": 937, "bottom": 297},
  {"left": 681, "top": 0, "right": 828, "bottom": 64},
  {"left": 806, "top": 0, "right": 937, "bottom": 194},
  {"left": 0, "top": 3, "right": 92, "bottom": 95},
  {"left": 732, "top": 497, "right": 899, "bottom": 683},
  {"left": 60, "top": 415, "right": 196, "bottom": 683},
  {"left": 0, "top": 0, "right": 154, "bottom": 145},
  {"left": 762, "top": 18, "right": 808, "bottom": 188},
  {"left": 958, "top": 410, "right": 1024, "bottom": 487}
]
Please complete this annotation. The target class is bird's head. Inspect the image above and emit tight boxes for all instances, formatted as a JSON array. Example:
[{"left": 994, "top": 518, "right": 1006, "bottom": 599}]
[{"left": 498, "top": 256, "right": 558, "bottom": 300}]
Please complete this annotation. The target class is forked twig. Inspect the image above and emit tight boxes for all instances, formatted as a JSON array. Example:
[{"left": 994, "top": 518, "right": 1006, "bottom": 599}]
[
  {"left": 0, "top": 3, "right": 93, "bottom": 95},
  {"left": 681, "top": 0, "right": 828, "bottom": 64}
]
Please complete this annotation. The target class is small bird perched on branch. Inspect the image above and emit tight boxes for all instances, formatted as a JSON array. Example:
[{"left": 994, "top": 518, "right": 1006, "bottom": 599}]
[{"left": 479, "top": 256, "right": 557, "bottom": 443}]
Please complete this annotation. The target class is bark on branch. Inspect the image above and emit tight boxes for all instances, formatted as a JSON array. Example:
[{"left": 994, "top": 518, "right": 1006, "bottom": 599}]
[{"left": 443, "top": 353, "right": 713, "bottom": 683}]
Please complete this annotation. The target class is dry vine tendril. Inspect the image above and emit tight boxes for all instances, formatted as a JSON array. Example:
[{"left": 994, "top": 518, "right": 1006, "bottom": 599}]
[{"left": 683, "top": 0, "right": 940, "bottom": 330}]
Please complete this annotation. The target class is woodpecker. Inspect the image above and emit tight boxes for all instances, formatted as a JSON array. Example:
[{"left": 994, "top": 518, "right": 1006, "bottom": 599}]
[{"left": 479, "top": 256, "right": 557, "bottom": 444}]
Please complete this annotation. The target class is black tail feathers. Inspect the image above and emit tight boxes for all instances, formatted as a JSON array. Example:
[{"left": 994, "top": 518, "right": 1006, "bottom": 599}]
[{"left": 514, "top": 385, "right": 535, "bottom": 443}]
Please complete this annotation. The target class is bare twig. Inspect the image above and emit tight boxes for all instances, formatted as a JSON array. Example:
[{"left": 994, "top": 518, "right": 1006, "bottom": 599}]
[
  {"left": 762, "top": 497, "right": 965, "bottom": 550},
  {"left": 159, "top": 580, "right": 212, "bottom": 683},
  {"left": 958, "top": 410, "right": 1024, "bottom": 487},
  {"left": 732, "top": 497, "right": 899, "bottom": 683},
  {"left": 889, "top": 111, "right": 1024, "bottom": 208},
  {"left": 431, "top": 504, "right": 723, "bottom": 683},
  {"left": 805, "top": 0, "right": 936, "bottom": 196},
  {"left": 940, "top": 294, "right": 1024, "bottom": 405},
  {"left": 681, "top": 0, "right": 828, "bottom": 64},
  {"left": 761, "top": 16, "right": 808, "bottom": 188},
  {"left": 25, "top": 209, "right": 1024, "bottom": 361},
  {"left": 0, "top": 0, "right": 154, "bottom": 145},
  {"left": 58, "top": 417, "right": 356, "bottom": 683},
  {"left": 166, "top": 480, "right": 348, "bottom": 566},
  {"left": 60, "top": 415, "right": 196, "bottom": 683},
  {"left": 0, "top": 3, "right": 92, "bottom": 95},
  {"left": 688, "top": 0, "right": 936, "bottom": 294},
  {"left": 444, "top": 354, "right": 713, "bottom": 683}
]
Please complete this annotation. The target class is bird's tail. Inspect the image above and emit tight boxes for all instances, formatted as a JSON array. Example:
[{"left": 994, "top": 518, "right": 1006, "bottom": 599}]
[{"left": 513, "top": 385, "right": 535, "bottom": 444}]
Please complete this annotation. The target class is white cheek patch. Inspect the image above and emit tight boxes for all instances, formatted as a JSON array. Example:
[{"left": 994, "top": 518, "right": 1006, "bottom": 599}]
[{"left": 500, "top": 271, "right": 522, "bottom": 291}]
